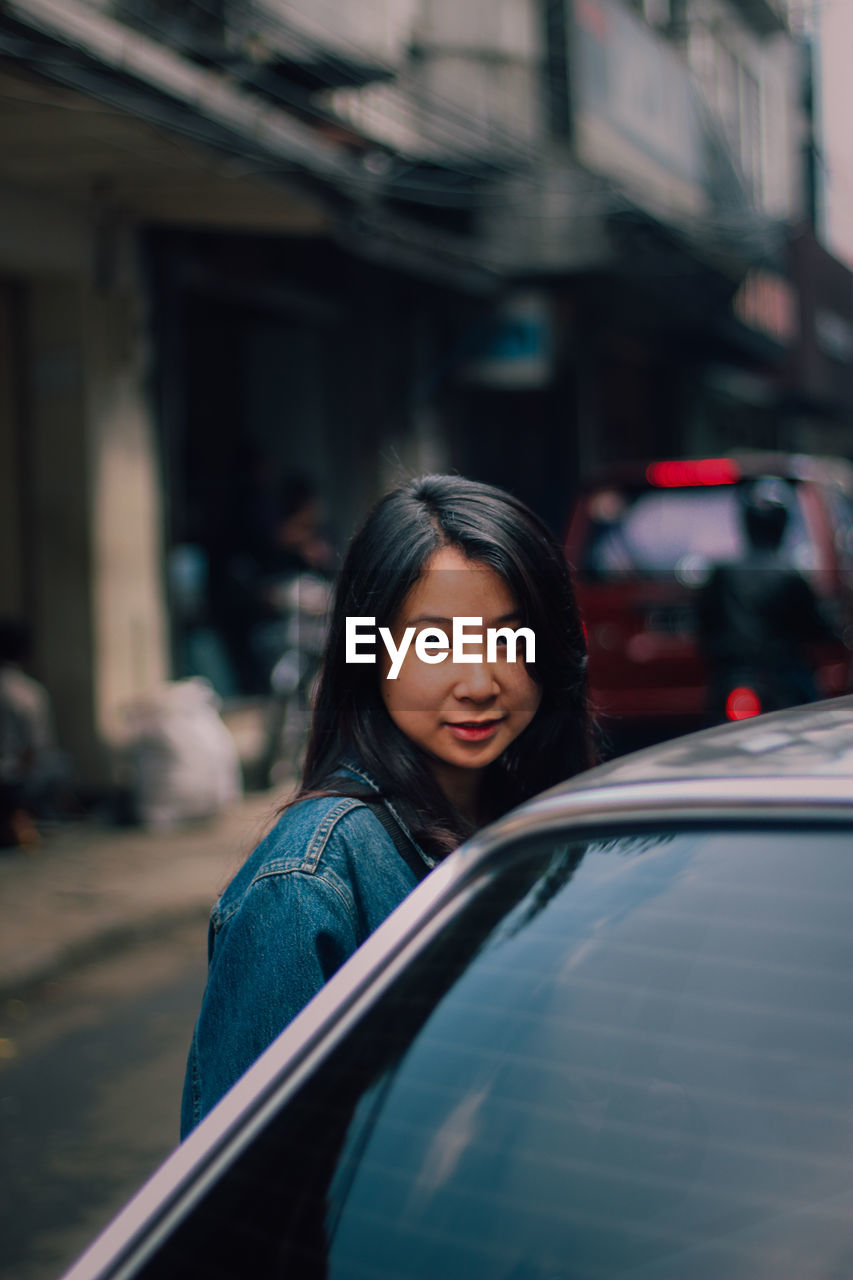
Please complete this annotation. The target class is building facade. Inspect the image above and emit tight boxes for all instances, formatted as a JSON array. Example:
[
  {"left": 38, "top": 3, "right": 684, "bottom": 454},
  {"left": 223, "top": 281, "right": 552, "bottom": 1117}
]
[{"left": 0, "top": 0, "right": 833, "bottom": 783}]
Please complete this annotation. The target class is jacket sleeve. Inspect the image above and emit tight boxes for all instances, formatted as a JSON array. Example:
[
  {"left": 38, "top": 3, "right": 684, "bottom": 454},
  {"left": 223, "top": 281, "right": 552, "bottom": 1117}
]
[
  {"left": 184, "top": 869, "right": 360, "bottom": 1132},
  {"left": 788, "top": 574, "right": 843, "bottom": 644}
]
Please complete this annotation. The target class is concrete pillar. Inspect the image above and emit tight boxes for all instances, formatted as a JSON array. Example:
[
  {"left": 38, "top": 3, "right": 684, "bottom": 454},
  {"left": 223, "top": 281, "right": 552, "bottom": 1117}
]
[
  {"left": 27, "top": 278, "right": 100, "bottom": 780},
  {"left": 26, "top": 254, "right": 169, "bottom": 788},
  {"left": 0, "top": 279, "right": 26, "bottom": 615},
  {"left": 87, "top": 275, "right": 170, "bottom": 752}
]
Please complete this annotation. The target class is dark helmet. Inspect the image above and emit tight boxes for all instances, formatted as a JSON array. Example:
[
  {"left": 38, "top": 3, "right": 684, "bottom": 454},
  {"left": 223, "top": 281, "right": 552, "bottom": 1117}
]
[{"left": 741, "top": 478, "right": 790, "bottom": 550}]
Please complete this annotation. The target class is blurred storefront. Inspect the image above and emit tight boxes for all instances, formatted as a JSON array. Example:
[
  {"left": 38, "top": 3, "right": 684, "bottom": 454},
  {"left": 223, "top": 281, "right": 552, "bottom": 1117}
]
[
  {"left": 0, "top": 1, "right": 392, "bottom": 778},
  {"left": 149, "top": 228, "right": 477, "bottom": 696}
]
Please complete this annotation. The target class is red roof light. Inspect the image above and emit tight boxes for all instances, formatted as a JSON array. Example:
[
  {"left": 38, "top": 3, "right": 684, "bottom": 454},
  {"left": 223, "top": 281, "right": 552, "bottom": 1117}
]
[
  {"left": 725, "top": 686, "right": 762, "bottom": 721},
  {"left": 646, "top": 458, "right": 741, "bottom": 488}
]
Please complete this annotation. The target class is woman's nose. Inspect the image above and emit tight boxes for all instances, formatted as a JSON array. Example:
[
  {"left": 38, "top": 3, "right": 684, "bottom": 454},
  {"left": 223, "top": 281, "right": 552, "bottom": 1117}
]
[{"left": 452, "top": 657, "right": 499, "bottom": 700}]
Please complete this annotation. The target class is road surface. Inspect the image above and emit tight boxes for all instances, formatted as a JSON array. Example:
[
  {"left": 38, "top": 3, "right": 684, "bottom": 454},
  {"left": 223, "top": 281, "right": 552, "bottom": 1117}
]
[{"left": 0, "top": 920, "right": 209, "bottom": 1280}]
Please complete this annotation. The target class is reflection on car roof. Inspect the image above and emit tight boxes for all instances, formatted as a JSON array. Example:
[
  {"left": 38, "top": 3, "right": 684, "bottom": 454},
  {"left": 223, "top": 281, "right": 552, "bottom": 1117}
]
[{"left": 549, "top": 696, "right": 853, "bottom": 791}]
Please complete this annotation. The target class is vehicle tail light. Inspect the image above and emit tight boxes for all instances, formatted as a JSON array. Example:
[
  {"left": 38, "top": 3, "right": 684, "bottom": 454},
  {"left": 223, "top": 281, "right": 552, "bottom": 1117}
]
[
  {"left": 646, "top": 458, "right": 741, "bottom": 487},
  {"left": 725, "top": 686, "right": 762, "bottom": 720}
]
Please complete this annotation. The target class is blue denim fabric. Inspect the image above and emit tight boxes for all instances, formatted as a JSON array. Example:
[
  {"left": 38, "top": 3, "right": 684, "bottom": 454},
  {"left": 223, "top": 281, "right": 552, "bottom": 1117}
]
[{"left": 180, "top": 764, "right": 432, "bottom": 1137}]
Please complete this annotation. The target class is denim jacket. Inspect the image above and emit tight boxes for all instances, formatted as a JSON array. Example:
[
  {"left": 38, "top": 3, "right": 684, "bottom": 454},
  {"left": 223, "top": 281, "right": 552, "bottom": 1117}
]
[{"left": 180, "top": 763, "right": 434, "bottom": 1137}]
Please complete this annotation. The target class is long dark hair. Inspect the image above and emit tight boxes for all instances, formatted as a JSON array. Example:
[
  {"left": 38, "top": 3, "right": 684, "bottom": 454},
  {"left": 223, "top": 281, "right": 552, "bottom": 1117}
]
[{"left": 294, "top": 474, "right": 595, "bottom": 857}]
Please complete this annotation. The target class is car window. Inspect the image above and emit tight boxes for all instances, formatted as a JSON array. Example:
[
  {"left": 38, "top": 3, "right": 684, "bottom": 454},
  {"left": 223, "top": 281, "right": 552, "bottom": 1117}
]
[
  {"left": 583, "top": 482, "right": 812, "bottom": 577},
  {"left": 131, "top": 826, "right": 853, "bottom": 1280}
]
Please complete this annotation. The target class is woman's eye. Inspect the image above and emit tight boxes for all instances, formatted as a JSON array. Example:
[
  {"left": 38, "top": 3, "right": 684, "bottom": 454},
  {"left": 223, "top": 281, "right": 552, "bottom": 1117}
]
[{"left": 418, "top": 626, "right": 451, "bottom": 644}]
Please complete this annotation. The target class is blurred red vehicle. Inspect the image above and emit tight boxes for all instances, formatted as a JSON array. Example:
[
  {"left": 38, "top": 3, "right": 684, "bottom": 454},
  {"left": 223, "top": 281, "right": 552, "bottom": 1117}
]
[{"left": 564, "top": 452, "right": 853, "bottom": 741}]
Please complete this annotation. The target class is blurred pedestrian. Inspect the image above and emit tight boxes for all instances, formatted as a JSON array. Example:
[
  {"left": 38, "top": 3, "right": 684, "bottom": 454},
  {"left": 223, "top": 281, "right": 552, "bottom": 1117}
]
[
  {"left": 214, "top": 473, "right": 334, "bottom": 693},
  {"left": 0, "top": 618, "right": 59, "bottom": 847}
]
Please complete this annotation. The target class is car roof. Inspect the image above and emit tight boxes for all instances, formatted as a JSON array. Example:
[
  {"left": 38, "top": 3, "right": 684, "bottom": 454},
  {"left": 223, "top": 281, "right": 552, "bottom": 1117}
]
[
  {"left": 580, "top": 450, "right": 853, "bottom": 492},
  {"left": 545, "top": 695, "right": 853, "bottom": 792}
]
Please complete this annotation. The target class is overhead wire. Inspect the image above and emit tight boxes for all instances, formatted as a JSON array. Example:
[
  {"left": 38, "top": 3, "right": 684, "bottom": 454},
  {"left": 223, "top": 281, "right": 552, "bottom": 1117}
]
[
  {"left": 0, "top": 48, "right": 236, "bottom": 179},
  {"left": 0, "top": 0, "right": 690, "bottom": 217},
  {"left": 64, "top": 2, "right": 625, "bottom": 217},
  {"left": 247, "top": 0, "right": 785, "bottom": 232},
  {"left": 0, "top": 28, "right": 335, "bottom": 178},
  {"left": 3, "top": 0, "right": 771, "bottom": 201},
  {"left": 158, "top": 0, "right": 542, "bottom": 172},
  {"left": 129, "top": 0, "right": 653, "bottom": 222},
  {"left": 0, "top": 0, "right": 786, "bottom": 251},
  {"left": 104, "top": 0, "right": 674, "bottom": 236},
  {"left": 238, "top": 0, "right": 568, "bottom": 165}
]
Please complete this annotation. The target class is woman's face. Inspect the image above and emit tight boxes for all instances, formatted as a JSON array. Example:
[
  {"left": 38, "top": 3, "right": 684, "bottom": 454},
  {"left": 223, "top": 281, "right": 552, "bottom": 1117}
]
[{"left": 380, "top": 544, "right": 542, "bottom": 816}]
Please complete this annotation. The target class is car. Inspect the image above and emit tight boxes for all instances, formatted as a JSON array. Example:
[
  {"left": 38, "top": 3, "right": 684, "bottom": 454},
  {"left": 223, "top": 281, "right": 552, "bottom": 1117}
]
[
  {"left": 564, "top": 452, "right": 853, "bottom": 744},
  {"left": 63, "top": 696, "right": 853, "bottom": 1280}
]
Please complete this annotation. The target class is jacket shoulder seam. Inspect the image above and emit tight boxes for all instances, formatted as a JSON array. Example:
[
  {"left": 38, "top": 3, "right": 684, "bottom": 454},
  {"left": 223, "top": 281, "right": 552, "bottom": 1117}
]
[
  {"left": 210, "top": 796, "right": 407, "bottom": 930},
  {"left": 215, "top": 862, "right": 359, "bottom": 935},
  {"left": 299, "top": 796, "right": 372, "bottom": 873}
]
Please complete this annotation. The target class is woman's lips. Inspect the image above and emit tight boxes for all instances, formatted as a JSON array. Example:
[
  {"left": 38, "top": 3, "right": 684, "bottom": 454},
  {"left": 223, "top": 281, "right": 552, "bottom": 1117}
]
[{"left": 445, "top": 719, "right": 503, "bottom": 742}]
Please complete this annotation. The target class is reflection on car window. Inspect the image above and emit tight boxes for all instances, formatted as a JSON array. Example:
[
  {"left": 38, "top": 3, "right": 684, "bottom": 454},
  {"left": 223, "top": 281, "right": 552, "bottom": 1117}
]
[
  {"left": 328, "top": 829, "right": 853, "bottom": 1280},
  {"left": 136, "top": 828, "right": 853, "bottom": 1280},
  {"left": 584, "top": 483, "right": 810, "bottom": 576}
]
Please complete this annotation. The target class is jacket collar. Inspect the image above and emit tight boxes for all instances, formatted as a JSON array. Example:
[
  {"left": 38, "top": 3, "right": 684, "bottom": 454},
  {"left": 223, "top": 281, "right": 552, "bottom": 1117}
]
[{"left": 337, "top": 758, "right": 382, "bottom": 795}]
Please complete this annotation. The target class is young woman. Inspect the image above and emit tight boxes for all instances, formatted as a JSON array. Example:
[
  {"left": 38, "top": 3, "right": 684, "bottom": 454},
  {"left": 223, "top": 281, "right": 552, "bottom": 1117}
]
[{"left": 180, "top": 474, "right": 594, "bottom": 1136}]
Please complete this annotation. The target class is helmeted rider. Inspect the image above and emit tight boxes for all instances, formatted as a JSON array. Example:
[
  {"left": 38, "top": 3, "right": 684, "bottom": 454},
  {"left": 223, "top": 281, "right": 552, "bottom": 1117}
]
[{"left": 697, "top": 478, "right": 840, "bottom": 718}]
